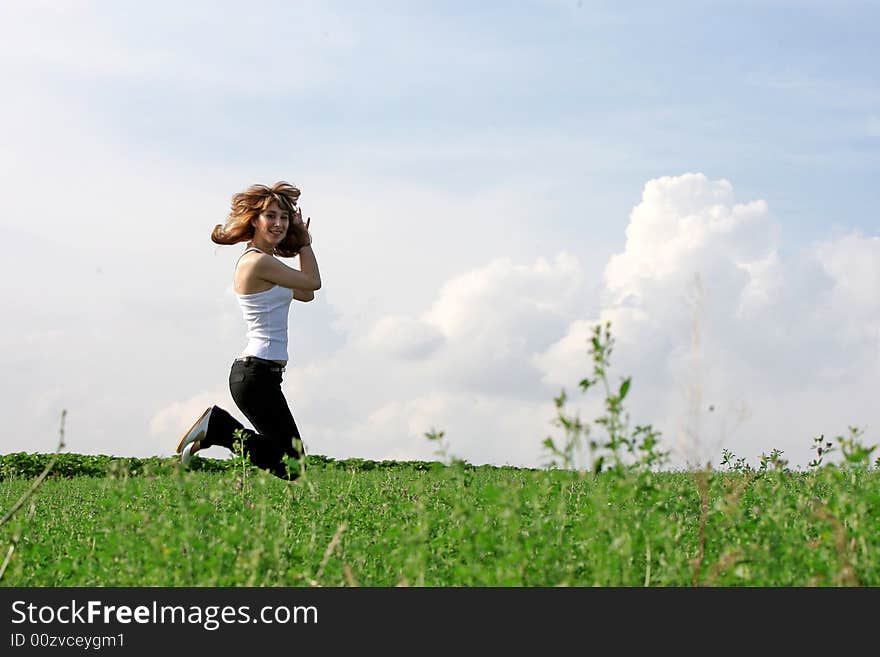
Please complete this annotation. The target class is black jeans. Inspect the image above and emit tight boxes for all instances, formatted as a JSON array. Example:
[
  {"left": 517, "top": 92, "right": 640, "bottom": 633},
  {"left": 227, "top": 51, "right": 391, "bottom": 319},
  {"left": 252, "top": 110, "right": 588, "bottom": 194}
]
[{"left": 201, "top": 357, "right": 303, "bottom": 480}]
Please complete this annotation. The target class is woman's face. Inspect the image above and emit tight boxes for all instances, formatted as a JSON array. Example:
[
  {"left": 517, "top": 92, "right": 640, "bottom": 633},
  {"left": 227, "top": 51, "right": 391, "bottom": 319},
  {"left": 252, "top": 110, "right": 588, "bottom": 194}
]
[{"left": 253, "top": 201, "right": 290, "bottom": 245}]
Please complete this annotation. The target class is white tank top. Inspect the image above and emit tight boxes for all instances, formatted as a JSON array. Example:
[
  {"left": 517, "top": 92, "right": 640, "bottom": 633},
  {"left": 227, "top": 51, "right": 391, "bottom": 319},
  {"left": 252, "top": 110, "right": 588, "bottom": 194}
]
[{"left": 235, "top": 247, "right": 294, "bottom": 361}]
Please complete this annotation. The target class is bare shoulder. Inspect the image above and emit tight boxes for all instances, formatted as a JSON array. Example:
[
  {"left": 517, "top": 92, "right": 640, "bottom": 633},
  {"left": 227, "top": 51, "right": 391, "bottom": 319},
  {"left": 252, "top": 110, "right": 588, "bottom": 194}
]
[
  {"left": 235, "top": 251, "right": 275, "bottom": 294},
  {"left": 235, "top": 250, "right": 269, "bottom": 279},
  {"left": 237, "top": 249, "right": 263, "bottom": 266}
]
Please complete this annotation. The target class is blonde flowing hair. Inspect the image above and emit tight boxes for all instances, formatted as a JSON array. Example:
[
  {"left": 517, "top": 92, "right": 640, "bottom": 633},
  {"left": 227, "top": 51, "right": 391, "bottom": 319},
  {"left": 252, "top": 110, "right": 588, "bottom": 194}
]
[{"left": 211, "top": 181, "right": 311, "bottom": 258}]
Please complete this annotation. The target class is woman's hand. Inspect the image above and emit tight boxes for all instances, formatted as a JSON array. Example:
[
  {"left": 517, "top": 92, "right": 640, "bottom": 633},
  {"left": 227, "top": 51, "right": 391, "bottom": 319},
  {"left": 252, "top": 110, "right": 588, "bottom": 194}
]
[
  {"left": 292, "top": 206, "right": 310, "bottom": 229},
  {"left": 293, "top": 205, "right": 312, "bottom": 246}
]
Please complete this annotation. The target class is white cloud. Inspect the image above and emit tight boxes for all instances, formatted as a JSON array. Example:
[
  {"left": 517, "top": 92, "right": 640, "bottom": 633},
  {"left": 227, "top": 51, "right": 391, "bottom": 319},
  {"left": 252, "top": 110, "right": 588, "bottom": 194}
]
[
  {"left": 537, "top": 173, "right": 879, "bottom": 468},
  {"left": 603, "top": 173, "right": 773, "bottom": 306},
  {"left": 736, "top": 250, "right": 782, "bottom": 317},
  {"left": 365, "top": 315, "right": 445, "bottom": 360},
  {"left": 420, "top": 254, "right": 585, "bottom": 399},
  {"left": 5, "top": 160, "right": 876, "bottom": 474},
  {"left": 252, "top": 253, "right": 590, "bottom": 466},
  {"left": 815, "top": 232, "right": 880, "bottom": 337},
  {"left": 303, "top": 392, "right": 557, "bottom": 469}
]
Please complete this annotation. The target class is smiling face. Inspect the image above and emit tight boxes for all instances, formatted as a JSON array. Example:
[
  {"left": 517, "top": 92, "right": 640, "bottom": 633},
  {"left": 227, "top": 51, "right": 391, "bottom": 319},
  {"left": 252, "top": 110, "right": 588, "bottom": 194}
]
[{"left": 251, "top": 200, "right": 290, "bottom": 247}]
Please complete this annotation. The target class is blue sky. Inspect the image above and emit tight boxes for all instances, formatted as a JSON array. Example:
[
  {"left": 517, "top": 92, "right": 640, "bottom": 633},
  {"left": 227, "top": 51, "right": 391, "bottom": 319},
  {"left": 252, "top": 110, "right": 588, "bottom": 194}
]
[{"left": 1, "top": 1, "right": 877, "bottom": 468}]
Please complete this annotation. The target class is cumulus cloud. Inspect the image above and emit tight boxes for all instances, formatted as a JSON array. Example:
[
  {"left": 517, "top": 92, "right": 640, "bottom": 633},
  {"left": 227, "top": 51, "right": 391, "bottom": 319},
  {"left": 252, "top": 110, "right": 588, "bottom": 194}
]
[
  {"left": 364, "top": 315, "right": 445, "bottom": 360},
  {"left": 815, "top": 232, "right": 880, "bottom": 339},
  {"left": 604, "top": 173, "right": 774, "bottom": 306},
  {"left": 420, "top": 254, "right": 585, "bottom": 398},
  {"left": 8, "top": 158, "right": 875, "bottom": 474},
  {"left": 138, "top": 175, "right": 877, "bottom": 471},
  {"left": 187, "top": 253, "right": 593, "bottom": 467},
  {"left": 536, "top": 173, "right": 879, "bottom": 468}
]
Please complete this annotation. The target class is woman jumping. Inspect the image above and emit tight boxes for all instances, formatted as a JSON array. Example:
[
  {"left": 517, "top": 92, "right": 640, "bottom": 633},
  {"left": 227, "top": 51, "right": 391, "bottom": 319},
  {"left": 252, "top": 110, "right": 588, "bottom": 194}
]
[{"left": 175, "top": 181, "right": 321, "bottom": 480}]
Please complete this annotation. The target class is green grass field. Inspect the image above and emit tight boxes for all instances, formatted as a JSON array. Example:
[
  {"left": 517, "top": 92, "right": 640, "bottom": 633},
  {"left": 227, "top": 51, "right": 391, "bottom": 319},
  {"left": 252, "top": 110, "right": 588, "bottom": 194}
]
[
  {"left": 3, "top": 324, "right": 876, "bottom": 586},
  {"left": 1, "top": 449, "right": 878, "bottom": 586}
]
